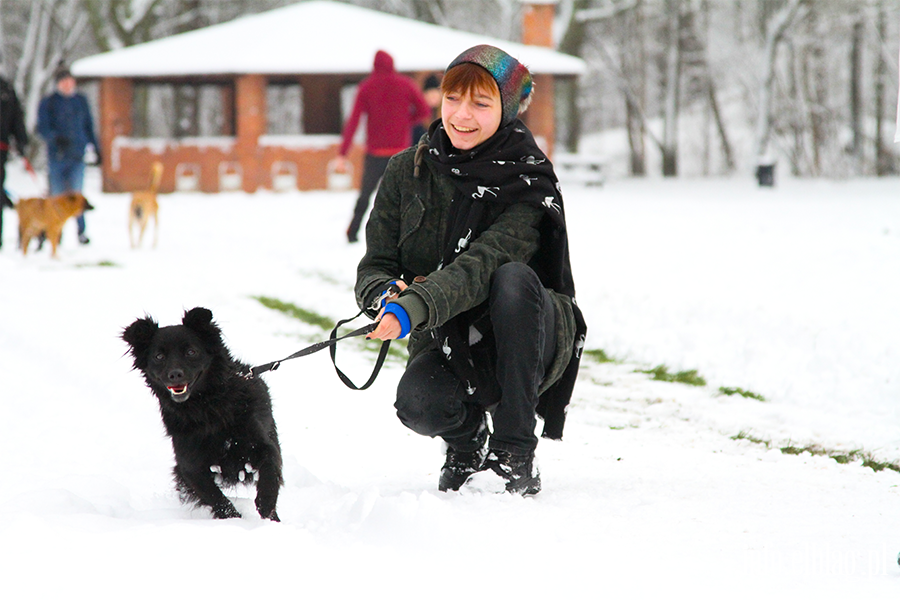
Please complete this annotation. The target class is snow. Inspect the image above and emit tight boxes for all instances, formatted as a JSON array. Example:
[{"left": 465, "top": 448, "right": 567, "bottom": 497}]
[
  {"left": 1, "top": 162, "right": 899, "bottom": 598},
  {"left": 70, "top": 1, "right": 585, "bottom": 78}
]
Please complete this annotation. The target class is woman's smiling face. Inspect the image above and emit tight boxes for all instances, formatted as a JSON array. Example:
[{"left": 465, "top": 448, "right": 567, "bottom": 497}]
[{"left": 441, "top": 81, "right": 502, "bottom": 151}]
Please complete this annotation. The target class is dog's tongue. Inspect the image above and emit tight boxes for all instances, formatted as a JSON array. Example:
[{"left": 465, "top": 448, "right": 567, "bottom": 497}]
[{"left": 168, "top": 384, "right": 188, "bottom": 395}]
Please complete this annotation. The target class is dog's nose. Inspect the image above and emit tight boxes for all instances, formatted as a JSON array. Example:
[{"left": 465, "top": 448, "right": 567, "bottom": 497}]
[{"left": 168, "top": 369, "right": 185, "bottom": 382}]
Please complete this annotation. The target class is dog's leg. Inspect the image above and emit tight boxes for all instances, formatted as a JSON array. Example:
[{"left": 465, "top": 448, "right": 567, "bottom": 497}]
[
  {"left": 152, "top": 212, "right": 158, "bottom": 248},
  {"left": 175, "top": 466, "right": 241, "bottom": 519},
  {"left": 254, "top": 467, "right": 281, "bottom": 521},
  {"left": 47, "top": 227, "right": 61, "bottom": 258},
  {"left": 253, "top": 446, "right": 283, "bottom": 521}
]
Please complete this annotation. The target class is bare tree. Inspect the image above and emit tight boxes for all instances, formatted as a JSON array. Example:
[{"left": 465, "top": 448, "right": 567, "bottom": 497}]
[
  {"left": 849, "top": 9, "right": 864, "bottom": 170},
  {"left": 15, "top": 0, "right": 88, "bottom": 138},
  {"left": 754, "top": 0, "right": 807, "bottom": 168},
  {"left": 83, "top": 0, "right": 166, "bottom": 51},
  {"left": 660, "top": 0, "right": 681, "bottom": 176},
  {"left": 620, "top": 0, "right": 647, "bottom": 176},
  {"left": 556, "top": 0, "right": 592, "bottom": 153},
  {"left": 874, "top": 1, "right": 895, "bottom": 175}
]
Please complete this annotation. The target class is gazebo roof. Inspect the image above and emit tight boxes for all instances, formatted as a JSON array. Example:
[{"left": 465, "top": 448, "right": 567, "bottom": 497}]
[{"left": 71, "top": 1, "right": 585, "bottom": 78}]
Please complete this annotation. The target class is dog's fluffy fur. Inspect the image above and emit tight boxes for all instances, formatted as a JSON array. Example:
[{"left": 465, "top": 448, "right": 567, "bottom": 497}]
[
  {"left": 16, "top": 192, "right": 94, "bottom": 257},
  {"left": 122, "top": 307, "right": 283, "bottom": 521},
  {"left": 129, "top": 161, "right": 163, "bottom": 248}
]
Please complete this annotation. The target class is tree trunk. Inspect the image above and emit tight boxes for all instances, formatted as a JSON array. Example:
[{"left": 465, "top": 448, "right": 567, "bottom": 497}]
[
  {"left": 661, "top": 0, "right": 681, "bottom": 177},
  {"left": 849, "top": 15, "right": 864, "bottom": 172},
  {"left": 874, "top": 4, "right": 892, "bottom": 175},
  {"left": 617, "top": 0, "right": 646, "bottom": 175},
  {"left": 556, "top": 0, "right": 590, "bottom": 153}
]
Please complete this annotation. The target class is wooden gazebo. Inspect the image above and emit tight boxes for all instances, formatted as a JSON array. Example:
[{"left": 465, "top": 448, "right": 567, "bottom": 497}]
[{"left": 71, "top": 0, "right": 584, "bottom": 193}]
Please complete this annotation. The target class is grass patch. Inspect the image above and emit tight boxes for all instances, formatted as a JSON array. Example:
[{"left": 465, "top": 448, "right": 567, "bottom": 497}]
[
  {"left": 719, "top": 386, "right": 766, "bottom": 402},
  {"left": 732, "top": 431, "right": 900, "bottom": 474},
  {"left": 638, "top": 364, "right": 707, "bottom": 387},
  {"left": 252, "top": 295, "right": 408, "bottom": 362},
  {"left": 253, "top": 296, "right": 334, "bottom": 331},
  {"left": 584, "top": 348, "right": 616, "bottom": 363},
  {"left": 731, "top": 430, "right": 770, "bottom": 447},
  {"left": 74, "top": 260, "right": 120, "bottom": 268}
]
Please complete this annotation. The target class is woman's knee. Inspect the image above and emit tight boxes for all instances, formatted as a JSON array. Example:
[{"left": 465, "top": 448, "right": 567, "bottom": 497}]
[
  {"left": 490, "top": 262, "right": 543, "bottom": 317},
  {"left": 395, "top": 351, "right": 467, "bottom": 437}
]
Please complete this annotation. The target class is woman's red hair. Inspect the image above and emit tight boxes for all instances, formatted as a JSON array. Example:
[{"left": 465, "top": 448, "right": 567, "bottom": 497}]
[{"left": 441, "top": 63, "right": 499, "bottom": 99}]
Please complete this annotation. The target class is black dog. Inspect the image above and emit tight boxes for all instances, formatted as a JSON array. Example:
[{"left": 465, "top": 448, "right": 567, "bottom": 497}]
[{"left": 122, "top": 307, "right": 283, "bottom": 521}]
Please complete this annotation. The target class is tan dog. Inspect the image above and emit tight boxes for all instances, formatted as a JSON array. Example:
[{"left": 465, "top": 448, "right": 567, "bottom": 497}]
[
  {"left": 17, "top": 192, "right": 95, "bottom": 257},
  {"left": 129, "top": 161, "right": 163, "bottom": 248}
]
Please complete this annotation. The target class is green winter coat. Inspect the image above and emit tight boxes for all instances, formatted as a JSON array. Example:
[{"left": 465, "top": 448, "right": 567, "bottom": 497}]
[{"left": 355, "top": 140, "right": 576, "bottom": 396}]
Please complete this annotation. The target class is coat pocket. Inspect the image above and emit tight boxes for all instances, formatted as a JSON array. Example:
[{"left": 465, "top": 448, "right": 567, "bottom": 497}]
[{"left": 398, "top": 193, "right": 425, "bottom": 248}]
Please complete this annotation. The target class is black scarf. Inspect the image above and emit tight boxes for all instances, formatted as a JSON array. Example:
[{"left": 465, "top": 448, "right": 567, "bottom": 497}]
[{"left": 425, "top": 119, "right": 586, "bottom": 440}]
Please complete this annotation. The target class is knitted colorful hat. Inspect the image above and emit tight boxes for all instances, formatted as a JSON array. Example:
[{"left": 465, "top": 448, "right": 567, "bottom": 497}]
[{"left": 447, "top": 44, "right": 534, "bottom": 127}]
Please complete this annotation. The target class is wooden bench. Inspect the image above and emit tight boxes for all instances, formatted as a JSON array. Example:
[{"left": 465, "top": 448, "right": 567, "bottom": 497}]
[{"left": 554, "top": 153, "right": 606, "bottom": 186}]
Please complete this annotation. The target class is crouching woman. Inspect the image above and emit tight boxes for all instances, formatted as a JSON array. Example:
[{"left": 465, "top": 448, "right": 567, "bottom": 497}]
[{"left": 356, "top": 45, "right": 586, "bottom": 495}]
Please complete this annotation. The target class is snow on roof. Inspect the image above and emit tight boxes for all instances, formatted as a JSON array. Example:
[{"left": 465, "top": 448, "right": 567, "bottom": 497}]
[{"left": 71, "top": 1, "right": 585, "bottom": 79}]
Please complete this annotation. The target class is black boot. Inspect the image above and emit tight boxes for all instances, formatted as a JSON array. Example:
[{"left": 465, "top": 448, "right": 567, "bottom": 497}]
[
  {"left": 467, "top": 449, "right": 541, "bottom": 496},
  {"left": 438, "top": 416, "right": 488, "bottom": 492}
]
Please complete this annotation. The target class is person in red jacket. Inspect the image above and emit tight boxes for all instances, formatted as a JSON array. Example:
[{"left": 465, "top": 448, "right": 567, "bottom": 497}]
[{"left": 335, "top": 50, "right": 429, "bottom": 243}]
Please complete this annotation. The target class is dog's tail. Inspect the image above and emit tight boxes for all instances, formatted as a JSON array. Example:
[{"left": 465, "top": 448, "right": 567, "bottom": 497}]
[{"left": 149, "top": 161, "right": 164, "bottom": 193}]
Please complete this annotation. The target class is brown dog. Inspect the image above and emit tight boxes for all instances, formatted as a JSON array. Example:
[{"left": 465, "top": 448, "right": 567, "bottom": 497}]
[
  {"left": 17, "top": 192, "right": 94, "bottom": 257},
  {"left": 129, "top": 161, "right": 163, "bottom": 248}
]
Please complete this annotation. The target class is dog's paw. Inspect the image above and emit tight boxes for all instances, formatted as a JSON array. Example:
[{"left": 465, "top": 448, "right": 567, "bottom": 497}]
[
  {"left": 258, "top": 507, "right": 280, "bottom": 522},
  {"left": 212, "top": 500, "right": 241, "bottom": 519},
  {"left": 255, "top": 495, "right": 279, "bottom": 521},
  {"left": 210, "top": 464, "right": 225, "bottom": 486},
  {"left": 241, "top": 463, "right": 258, "bottom": 483}
]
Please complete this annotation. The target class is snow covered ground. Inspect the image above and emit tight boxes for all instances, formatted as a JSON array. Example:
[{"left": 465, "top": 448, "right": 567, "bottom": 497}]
[{"left": 1, "top": 162, "right": 898, "bottom": 597}]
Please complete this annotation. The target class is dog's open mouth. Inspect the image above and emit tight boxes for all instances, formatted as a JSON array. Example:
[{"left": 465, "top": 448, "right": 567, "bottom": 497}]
[{"left": 168, "top": 384, "right": 189, "bottom": 400}]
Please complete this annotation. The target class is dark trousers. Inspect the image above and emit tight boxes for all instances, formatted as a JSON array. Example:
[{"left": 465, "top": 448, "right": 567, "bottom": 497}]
[
  {"left": 0, "top": 150, "right": 8, "bottom": 247},
  {"left": 347, "top": 154, "right": 391, "bottom": 240},
  {"left": 394, "top": 263, "right": 556, "bottom": 455}
]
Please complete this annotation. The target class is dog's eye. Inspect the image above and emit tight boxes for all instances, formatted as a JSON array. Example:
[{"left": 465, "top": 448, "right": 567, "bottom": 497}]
[
  {"left": 153, "top": 352, "right": 165, "bottom": 362},
  {"left": 185, "top": 347, "right": 197, "bottom": 357}
]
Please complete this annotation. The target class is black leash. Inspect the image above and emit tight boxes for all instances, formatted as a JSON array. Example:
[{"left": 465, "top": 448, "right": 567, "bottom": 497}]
[{"left": 244, "top": 311, "right": 391, "bottom": 390}]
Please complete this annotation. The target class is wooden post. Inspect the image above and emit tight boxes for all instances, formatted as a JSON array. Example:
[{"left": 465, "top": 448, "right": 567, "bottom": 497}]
[
  {"left": 521, "top": 1, "right": 556, "bottom": 157},
  {"left": 235, "top": 74, "right": 266, "bottom": 192},
  {"left": 98, "top": 77, "right": 132, "bottom": 192}
]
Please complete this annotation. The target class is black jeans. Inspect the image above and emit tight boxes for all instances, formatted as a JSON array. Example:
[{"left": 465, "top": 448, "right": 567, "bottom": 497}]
[
  {"left": 0, "top": 150, "right": 9, "bottom": 247},
  {"left": 347, "top": 154, "right": 391, "bottom": 240},
  {"left": 394, "top": 262, "right": 556, "bottom": 455}
]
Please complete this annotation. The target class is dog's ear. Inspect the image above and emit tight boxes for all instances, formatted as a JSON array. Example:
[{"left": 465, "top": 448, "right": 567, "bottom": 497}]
[
  {"left": 183, "top": 307, "right": 213, "bottom": 329},
  {"left": 182, "top": 307, "right": 224, "bottom": 347},
  {"left": 121, "top": 316, "right": 159, "bottom": 365}
]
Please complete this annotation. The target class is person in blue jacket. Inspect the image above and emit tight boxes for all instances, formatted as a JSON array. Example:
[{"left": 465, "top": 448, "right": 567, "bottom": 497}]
[
  {"left": 1, "top": 74, "right": 29, "bottom": 249},
  {"left": 37, "top": 67, "right": 100, "bottom": 245}
]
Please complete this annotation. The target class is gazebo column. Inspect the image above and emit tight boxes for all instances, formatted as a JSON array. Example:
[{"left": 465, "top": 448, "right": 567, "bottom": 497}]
[
  {"left": 301, "top": 75, "right": 343, "bottom": 134},
  {"left": 521, "top": 0, "right": 556, "bottom": 157},
  {"left": 98, "top": 77, "right": 132, "bottom": 192},
  {"left": 235, "top": 74, "right": 266, "bottom": 192}
]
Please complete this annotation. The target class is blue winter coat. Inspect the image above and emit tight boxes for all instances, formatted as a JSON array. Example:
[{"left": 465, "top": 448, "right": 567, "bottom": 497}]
[{"left": 37, "top": 92, "right": 98, "bottom": 162}]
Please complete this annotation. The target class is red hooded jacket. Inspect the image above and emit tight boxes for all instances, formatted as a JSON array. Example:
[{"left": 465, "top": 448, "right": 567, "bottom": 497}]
[{"left": 339, "top": 50, "right": 430, "bottom": 157}]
